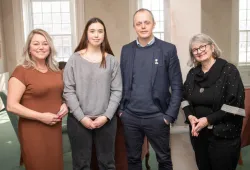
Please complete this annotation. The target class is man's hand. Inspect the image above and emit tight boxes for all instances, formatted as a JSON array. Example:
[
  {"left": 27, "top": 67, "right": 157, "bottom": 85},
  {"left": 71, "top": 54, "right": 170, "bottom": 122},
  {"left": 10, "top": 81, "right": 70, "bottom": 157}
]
[
  {"left": 119, "top": 112, "right": 123, "bottom": 117},
  {"left": 164, "top": 118, "right": 169, "bottom": 125}
]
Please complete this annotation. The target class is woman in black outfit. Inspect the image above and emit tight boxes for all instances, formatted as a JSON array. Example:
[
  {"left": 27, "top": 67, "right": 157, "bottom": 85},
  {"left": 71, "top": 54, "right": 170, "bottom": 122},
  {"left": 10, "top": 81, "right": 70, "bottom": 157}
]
[{"left": 182, "top": 33, "right": 245, "bottom": 170}]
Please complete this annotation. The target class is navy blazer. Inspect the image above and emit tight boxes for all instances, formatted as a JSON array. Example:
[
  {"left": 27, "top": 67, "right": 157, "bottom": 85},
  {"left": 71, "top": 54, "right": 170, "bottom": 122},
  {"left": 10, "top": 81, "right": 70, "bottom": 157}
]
[{"left": 120, "top": 38, "right": 183, "bottom": 121}]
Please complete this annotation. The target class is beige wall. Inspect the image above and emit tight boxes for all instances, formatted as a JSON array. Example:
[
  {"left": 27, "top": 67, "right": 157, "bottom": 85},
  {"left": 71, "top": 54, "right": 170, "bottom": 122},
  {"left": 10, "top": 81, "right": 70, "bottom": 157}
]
[
  {"left": 84, "top": 0, "right": 131, "bottom": 58},
  {"left": 231, "top": 0, "right": 239, "bottom": 65},
  {"left": 201, "top": 0, "right": 233, "bottom": 62},
  {"left": 0, "top": 0, "right": 244, "bottom": 84},
  {"left": 231, "top": 0, "right": 250, "bottom": 86},
  {"left": 201, "top": 0, "right": 250, "bottom": 86},
  {"left": 0, "top": 0, "right": 6, "bottom": 73},
  {"left": 0, "top": 0, "right": 131, "bottom": 74},
  {"left": 1, "top": 0, "right": 24, "bottom": 74},
  {"left": 1, "top": 0, "right": 238, "bottom": 73},
  {"left": 170, "top": 0, "right": 201, "bottom": 126},
  {"left": 1, "top": 0, "right": 15, "bottom": 73},
  {"left": 170, "top": 0, "right": 201, "bottom": 81}
]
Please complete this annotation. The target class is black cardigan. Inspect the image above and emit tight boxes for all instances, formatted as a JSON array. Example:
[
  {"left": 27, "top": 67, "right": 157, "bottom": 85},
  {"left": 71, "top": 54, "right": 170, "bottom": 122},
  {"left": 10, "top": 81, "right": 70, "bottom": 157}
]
[{"left": 182, "top": 58, "right": 245, "bottom": 139}]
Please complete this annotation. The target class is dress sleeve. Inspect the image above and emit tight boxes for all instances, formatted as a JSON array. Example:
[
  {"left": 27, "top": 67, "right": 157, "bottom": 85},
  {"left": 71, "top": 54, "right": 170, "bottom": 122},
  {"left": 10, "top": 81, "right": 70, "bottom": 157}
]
[{"left": 10, "top": 66, "right": 27, "bottom": 86}]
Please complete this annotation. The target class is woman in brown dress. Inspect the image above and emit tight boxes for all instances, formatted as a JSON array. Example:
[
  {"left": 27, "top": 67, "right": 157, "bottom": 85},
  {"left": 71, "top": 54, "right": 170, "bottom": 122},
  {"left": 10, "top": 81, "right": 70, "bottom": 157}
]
[{"left": 7, "top": 29, "right": 68, "bottom": 170}]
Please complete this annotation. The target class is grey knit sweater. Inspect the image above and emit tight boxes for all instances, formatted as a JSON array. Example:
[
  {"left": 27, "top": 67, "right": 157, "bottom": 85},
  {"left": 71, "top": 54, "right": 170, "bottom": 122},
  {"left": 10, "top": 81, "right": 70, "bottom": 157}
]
[{"left": 63, "top": 52, "right": 122, "bottom": 121}]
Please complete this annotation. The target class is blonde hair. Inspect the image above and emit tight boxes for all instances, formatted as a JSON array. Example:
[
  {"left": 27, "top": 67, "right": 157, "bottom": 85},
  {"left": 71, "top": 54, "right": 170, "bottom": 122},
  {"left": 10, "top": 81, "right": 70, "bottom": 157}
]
[
  {"left": 188, "top": 33, "right": 222, "bottom": 67},
  {"left": 20, "top": 29, "right": 59, "bottom": 71}
]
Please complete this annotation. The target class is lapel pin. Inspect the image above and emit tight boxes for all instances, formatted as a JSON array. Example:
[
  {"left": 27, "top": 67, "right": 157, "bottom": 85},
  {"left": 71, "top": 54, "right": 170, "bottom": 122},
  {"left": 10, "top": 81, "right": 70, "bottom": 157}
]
[{"left": 200, "top": 88, "right": 204, "bottom": 93}]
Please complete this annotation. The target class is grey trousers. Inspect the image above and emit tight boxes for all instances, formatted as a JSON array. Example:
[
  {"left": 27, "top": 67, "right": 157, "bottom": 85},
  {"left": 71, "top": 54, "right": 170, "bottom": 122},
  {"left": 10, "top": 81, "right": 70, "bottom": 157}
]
[{"left": 67, "top": 114, "right": 117, "bottom": 170}]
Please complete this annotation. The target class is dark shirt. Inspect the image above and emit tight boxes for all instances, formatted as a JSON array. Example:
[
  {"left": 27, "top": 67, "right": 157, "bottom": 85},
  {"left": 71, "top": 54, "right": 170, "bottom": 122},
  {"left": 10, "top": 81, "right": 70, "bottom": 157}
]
[
  {"left": 188, "top": 83, "right": 215, "bottom": 118},
  {"left": 126, "top": 42, "right": 160, "bottom": 116}
]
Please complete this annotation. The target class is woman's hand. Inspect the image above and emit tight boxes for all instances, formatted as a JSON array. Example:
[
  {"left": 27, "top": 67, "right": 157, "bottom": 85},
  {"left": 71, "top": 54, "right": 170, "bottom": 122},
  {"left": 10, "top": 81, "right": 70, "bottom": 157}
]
[
  {"left": 39, "top": 112, "right": 61, "bottom": 125},
  {"left": 80, "top": 117, "right": 95, "bottom": 129},
  {"left": 57, "top": 103, "right": 68, "bottom": 119},
  {"left": 188, "top": 115, "right": 199, "bottom": 136},
  {"left": 193, "top": 117, "right": 209, "bottom": 136},
  {"left": 92, "top": 116, "right": 108, "bottom": 128}
]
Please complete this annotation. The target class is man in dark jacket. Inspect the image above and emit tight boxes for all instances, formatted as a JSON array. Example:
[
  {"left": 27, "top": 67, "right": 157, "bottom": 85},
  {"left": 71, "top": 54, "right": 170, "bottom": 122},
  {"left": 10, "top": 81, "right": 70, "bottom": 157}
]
[{"left": 119, "top": 8, "right": 183, "bottom": 170}]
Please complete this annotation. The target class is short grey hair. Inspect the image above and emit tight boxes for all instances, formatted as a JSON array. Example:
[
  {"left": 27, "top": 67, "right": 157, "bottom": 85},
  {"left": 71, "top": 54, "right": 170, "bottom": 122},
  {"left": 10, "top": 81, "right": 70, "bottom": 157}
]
[
  {"left": 188, "top": 33, "right": 222, "bottom": 67},
  {"left": 133, "top": 8, "right": 155, "bottom": 26}
]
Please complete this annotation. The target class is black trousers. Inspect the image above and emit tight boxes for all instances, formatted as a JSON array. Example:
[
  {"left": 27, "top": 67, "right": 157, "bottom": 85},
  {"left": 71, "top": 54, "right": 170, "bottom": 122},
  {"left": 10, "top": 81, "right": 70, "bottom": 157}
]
[
  {"left": 67, "top": 114, "right": 117, "bottom": 170},
  {"left": 190, "top": 127, "right": 241, "bottom": 170},
  {"left": 121, "top": 111, "right": 172, "bottom": 170}
]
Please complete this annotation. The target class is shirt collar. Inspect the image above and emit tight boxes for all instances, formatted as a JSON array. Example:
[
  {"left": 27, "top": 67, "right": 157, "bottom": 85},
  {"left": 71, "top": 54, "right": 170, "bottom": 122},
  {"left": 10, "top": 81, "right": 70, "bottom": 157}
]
[{"left": 136, "top": 37, "right": 155, "bottom": 47}]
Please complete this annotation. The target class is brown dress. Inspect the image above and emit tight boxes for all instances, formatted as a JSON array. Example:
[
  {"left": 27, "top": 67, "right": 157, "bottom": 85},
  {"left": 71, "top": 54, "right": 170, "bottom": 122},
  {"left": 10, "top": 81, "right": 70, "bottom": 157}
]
[{"left": 11, "top": 66, "right": 64, "bottom": 170}]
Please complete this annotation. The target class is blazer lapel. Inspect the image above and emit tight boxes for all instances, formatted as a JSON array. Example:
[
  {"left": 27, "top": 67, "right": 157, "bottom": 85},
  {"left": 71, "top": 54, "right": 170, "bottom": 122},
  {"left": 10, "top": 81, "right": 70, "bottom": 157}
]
[
  {"left": 128, "top": 42, "right": 136, "bottom": 89},
  {"left": 151, "top": 48, "right": 161, "bottom": 87}
]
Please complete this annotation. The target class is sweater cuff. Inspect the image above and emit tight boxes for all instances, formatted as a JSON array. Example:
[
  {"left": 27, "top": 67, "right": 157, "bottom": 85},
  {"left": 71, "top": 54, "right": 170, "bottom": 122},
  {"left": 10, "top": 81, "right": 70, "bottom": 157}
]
[
  {"left": 183, "top": 106, "right": 193, "bottom": 124},
  {"left": 183, "top": 106, "right": 193, "bottom": 118},
  {"left": 103, "top": 106, "right": 117, "bottom": 120},
  {"left": 73, "top": 107, "right": 85, "bottom": 121}
]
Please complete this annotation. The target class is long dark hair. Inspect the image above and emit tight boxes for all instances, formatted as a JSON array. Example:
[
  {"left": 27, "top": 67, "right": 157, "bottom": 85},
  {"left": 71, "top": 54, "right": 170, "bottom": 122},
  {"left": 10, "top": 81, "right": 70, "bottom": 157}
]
[{"left": 75, "top": 17, "right": 114, "bottom": 68}]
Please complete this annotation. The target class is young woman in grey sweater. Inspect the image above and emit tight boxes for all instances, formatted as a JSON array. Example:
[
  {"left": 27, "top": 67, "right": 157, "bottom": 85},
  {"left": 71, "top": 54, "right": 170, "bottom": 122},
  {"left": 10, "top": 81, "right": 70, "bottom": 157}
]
[{"left": 63, "top": 17, "right": 122, "bottom": 170}]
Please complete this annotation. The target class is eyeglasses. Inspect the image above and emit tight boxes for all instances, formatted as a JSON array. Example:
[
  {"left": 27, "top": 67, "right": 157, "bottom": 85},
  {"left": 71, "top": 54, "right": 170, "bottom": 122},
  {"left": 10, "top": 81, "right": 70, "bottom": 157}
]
[{"left": 192, "top": 44, "right": 210, "bottom": 55}]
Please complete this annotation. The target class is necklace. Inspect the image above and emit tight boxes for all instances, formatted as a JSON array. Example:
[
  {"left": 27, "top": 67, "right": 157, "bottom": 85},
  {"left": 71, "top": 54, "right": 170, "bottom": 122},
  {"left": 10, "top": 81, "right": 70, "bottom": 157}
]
[{"left": 36, "top": 66, "right": 48, "bottom": 73}]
